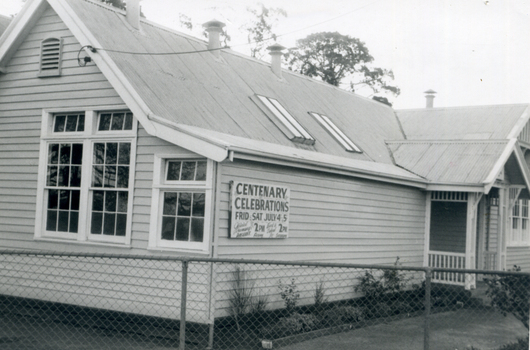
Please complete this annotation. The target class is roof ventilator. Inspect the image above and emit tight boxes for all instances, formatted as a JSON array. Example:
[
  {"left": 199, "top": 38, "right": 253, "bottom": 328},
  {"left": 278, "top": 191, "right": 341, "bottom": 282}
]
[
  {"left": 203, "top": 19, "right": 226, "bottom": 59},
  {"left": 126, "top": 0, "right": 141, "bottom": 31},
  {"left": 267, "top": 43, "right": 286, "bottom": 79},
  {"left": 425, "top": 89, "right": 437, "bottom": 108}
]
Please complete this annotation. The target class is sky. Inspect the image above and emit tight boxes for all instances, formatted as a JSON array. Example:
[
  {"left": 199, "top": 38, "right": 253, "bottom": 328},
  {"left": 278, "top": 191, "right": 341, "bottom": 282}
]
[{"left": 0, "top": 0, "right": 529, "bottom": 109}]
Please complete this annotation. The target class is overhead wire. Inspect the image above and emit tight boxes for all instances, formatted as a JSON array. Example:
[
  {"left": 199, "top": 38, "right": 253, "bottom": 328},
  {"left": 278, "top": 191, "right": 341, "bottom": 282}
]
[{"left": 77, "top": 0, "right": 381, "bottom": 59}]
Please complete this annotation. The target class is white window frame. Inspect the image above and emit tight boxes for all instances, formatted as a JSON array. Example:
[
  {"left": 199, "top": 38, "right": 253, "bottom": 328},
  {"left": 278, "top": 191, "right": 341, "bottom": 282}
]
[
  {"left": 148, "top": 154, "right": 214, "bottom": 253},
  {"left": 35, "top": 107, "right": 137, "bottom": 246},
  {"left": 509, "top": 198, "right": 530, "bottom": 246}
]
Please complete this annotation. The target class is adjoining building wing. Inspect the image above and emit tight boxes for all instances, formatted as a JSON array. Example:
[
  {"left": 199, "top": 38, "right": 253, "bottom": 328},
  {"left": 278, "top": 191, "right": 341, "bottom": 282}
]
[
  {"left": 397, "top": 104, "right": 530, "bottom": 140},
  {"left": 387, "top": 139, "right": 530, "bottom": 192}
]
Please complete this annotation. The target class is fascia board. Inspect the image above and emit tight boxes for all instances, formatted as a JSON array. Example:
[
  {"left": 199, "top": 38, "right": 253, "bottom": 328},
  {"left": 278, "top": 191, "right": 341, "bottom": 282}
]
[
  {"left": 507, "top": 105, "right": 530, "bottom": 139},
  {"left": 47, "top": 0, "right": 157, "bottom": 135},
  {"left": 0, "top": 0, "right": 45, "bottom": 64},
  {"left": 483, "top": 138, "right": 518, "bottom": 193},
  {"left": 151, "top": 122, "right": 228, "bottom": 162}
]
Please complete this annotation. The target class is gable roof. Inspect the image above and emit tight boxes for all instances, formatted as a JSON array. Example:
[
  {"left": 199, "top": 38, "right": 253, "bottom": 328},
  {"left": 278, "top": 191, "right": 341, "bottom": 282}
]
[
  {"left": 396, "top": 104, "right": 530, "bottom": 140},
  {"left": 3, "top": 0, "right": 529, "bottom": 192},
  {"left": 387, "top": 139, "right": 530, "bottom": 192},
  {"left": 57, "top": 0, "right": 406, "bottom": 164},
  {"left": 0, "top": 0, "right": 427, "bottom": 187}
]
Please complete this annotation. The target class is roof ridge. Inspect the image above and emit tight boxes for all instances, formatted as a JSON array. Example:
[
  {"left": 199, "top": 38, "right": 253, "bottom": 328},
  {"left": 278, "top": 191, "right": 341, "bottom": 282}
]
[
  {"left": 76, "top": 0, "right": 391, "bottom": 109},
  {"left": 396, "top": 103, "right": 530, "bottom": 112},
  {"left": 386, "top": 139, "right": 510, "bottom": 144}
]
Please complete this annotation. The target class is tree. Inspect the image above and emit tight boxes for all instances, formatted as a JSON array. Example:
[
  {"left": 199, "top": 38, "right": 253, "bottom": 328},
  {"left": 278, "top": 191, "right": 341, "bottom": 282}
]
[
  {"left": 286, "top": 32, "right": 400, "bottom": 99},
  {"left": 99, "top": 0, "right": 146, "bottom": 17},
  {"left": 101, "top": 0, "right": 126, "bottom": 11},
  {"left": 372, "top": 96, "right": 392, "bottom": 107},
  {"left": 241, "top": 3, "right": 287, "bottom": 59}
]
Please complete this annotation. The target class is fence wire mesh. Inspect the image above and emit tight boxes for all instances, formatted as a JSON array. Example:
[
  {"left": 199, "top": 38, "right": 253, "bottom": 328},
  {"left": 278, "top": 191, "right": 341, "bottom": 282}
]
[{"left": 0, "top": 251, "right": 529, "bottom": 350}]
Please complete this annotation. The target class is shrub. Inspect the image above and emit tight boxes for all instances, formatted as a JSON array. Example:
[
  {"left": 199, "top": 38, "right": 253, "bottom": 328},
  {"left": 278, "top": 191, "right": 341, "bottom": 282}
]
[
  {"left": 485, "top": 266, "right": 529, "bottom": 330},
  {"left": 228, "top": 267, "right": 254, "bottom": 330},
  {"left": 313, "top": 280, "right": 328, "bottom": 314},
  {"left": 228, "top": 267, "right": 269, "bottom": 330},
  {"left": 260, "top": 313, "right": 319, "bottom": 339},
  {"left": 390, "top": 300, "right": 415, "bottom": 315},
  {"left": 355, "top": 257, "right": 409, "bottom": 303},
  {"left": 321, "top": 306, "right": 364, "bottom": 326},
  {"left": 278, "top": 278, "right": 300, "bottom": 315},
  {"left": 368, "top": 302, "right": 392, "bottom": 318}
]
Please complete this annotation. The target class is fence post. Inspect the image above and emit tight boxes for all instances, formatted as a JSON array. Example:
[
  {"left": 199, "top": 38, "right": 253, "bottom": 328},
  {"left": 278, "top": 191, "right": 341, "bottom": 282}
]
[
  {"left": 424, "top": 267, "right": 432, "bottom": 350},
  {"left": 180, "top": 259, "right": 189, "bottom": 350}
]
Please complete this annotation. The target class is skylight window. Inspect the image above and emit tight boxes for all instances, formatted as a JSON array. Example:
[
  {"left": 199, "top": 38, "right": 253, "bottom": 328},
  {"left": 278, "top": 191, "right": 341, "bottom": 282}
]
[
  {"left": 310, "top": 112, "right": 361, "bottom": 152},
  {"left": 257, "top": 95, "right": 314, "bottom": 144}
]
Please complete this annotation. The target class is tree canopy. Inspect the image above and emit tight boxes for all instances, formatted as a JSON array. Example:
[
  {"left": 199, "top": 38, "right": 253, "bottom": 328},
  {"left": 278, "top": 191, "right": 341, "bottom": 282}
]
[
  {"left": 286, "top": 32, "right": 400, "bottom": 100},
  {"left": 241, "top": 3, "right": 286, "bottom": 59}
]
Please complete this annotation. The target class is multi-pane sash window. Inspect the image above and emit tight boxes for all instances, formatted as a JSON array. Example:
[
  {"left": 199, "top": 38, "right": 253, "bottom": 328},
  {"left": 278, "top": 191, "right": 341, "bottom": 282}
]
[
  {"left": 149, "top": 158, "right": 212, "bottom": 252},
  {"left": 162, "top": 161, "right": 206, "bottom": 243},
  {"left": 45, "top": 143, "right": 82, "bottom": 233},
  {"left": 161, "top": 192, "right": 205, "bottom": 242},
  {"left": 37, "top": 110, "right": 136, "bottom": 245},
  {"left": 510, "top": 199, "right": 530, "bottom": 246},
  {"left": 90, "top": 142, "right": 131, "bottom": 236}
]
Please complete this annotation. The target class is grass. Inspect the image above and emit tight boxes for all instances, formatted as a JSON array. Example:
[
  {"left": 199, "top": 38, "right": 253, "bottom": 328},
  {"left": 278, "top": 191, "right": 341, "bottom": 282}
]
[{"left": 469, "top": 337, "right": 529, "bottom": 350}]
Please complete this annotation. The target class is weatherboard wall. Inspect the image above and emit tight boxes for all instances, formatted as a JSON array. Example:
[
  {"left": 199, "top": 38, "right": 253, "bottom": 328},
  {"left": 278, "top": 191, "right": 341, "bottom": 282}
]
[
  {"left": 506, "top": 247, "right": 530, "bottom": 272},
  {"left": 215, "top": 159, "right": 427, "bottom": 263},
  {"left": 0, "top": 5, "right": 125, "bottom": 250},
  {"left": 0, "top": 6, "right": 211, "bottom": 322},
  {"left": 210, "top": 159, "right": 427, "bottom": 318}
]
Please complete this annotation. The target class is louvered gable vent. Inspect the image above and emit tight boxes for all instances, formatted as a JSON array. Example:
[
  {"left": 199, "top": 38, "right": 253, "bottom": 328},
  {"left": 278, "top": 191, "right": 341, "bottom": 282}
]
[{"left": 38, "top": 38, "right": 62, "bottom": 77}]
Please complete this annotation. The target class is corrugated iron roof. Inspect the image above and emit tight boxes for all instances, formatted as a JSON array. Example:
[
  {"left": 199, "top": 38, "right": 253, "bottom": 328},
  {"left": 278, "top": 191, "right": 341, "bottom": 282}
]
[
  {"left": 387, "top": 140, "right": 510, "bottom": 184},
  {"left": 64, "top": 0, "right": 405, "bottom": 164},
  {"left": 396, "top": 104, "right": 530, "bottom": 140},
  {"left": 177, "top": 124, "right": 425, "bottom": 183},
  {"left": 0, "top": 15, "right": 10, "bottom": 35}
]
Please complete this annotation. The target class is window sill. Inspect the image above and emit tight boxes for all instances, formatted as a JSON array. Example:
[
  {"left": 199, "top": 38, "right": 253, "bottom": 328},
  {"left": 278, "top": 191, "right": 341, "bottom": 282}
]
[
  {"left": 147, "top": 246, "right": 210, "bottom": 255},
  {"left": 34, "top": 237, "right": 132, "bottom": 249}
]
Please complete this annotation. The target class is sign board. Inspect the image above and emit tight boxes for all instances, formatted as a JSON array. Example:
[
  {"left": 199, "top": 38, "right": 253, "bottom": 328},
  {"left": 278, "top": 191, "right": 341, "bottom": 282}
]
[{"left": 230, "top": 181, "right": 290, "bottom": 238}]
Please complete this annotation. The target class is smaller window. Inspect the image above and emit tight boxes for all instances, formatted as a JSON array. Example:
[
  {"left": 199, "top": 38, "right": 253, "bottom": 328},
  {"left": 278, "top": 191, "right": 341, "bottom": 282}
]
[
  {"left": 310, "top": 112, "right": 361, "bottom": 152},
  {"left": 256, "top": 95, "right": 314, "bottom": 145},
  {"left": 98, "top": 112, "right": 134, "bottom": 131},
  {"left": 149, "top": 157, "right": 212, "bottom": 252},
  {"left": 509, "top": 199, "right": 530, "bottom": 246},
  {"left": 53, "top": 113, "right": 85, "bottom": 133},
  {"left": 38, "top": 38, "right": 62, "bottom": 77},
  {"left": 166, "top": 160, "right": 207, "bottom": 182}
]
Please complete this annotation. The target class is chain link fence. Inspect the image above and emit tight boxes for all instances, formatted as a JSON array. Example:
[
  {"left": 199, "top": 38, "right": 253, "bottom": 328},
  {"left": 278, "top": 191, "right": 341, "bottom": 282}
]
[{"left": 1, "top": 251, "right": 529, "bottom": 350}]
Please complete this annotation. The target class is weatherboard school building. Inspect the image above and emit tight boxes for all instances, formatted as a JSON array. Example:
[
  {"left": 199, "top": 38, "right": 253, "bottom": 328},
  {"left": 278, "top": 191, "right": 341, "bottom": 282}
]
[{"left": 1, "top": 0, "right": 530, "bottom": 323}]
